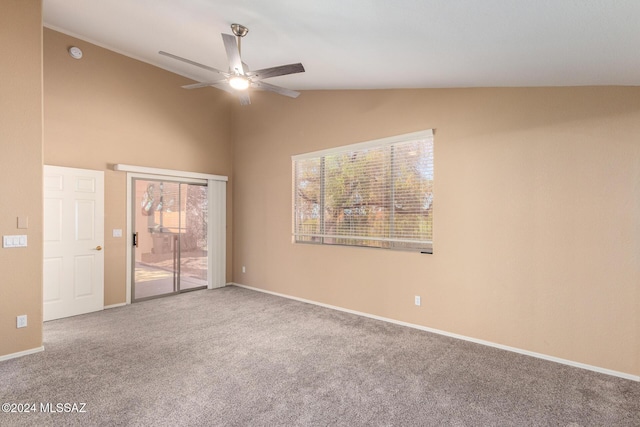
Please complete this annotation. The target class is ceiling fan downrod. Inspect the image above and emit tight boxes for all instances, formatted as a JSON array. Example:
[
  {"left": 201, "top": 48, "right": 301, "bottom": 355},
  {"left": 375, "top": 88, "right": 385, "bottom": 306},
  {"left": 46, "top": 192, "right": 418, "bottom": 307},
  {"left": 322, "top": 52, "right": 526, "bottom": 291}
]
[{"left": 231, "top": 23, "right": 248, "bottom": 56}]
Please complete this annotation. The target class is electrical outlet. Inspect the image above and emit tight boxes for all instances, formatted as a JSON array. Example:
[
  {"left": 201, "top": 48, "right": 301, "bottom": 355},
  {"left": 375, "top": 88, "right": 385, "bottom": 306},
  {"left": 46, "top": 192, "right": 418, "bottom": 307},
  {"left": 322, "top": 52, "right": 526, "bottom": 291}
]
[
  {"left": 17, "top": 315, "right": 27, "bottom": 328},
  {"left": 414, "top": 296, "right": 421, "bottom": 306},
  {"left": 242, "top": 266, "right": 246, "bottom": 273}
]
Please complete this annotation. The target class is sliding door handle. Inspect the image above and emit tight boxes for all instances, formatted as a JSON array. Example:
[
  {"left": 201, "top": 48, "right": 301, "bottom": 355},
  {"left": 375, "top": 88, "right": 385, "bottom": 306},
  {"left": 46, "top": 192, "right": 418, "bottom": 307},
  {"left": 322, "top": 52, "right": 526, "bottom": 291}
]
[{"left": 133, "top": 232, "right": 138, "bottom": 247}]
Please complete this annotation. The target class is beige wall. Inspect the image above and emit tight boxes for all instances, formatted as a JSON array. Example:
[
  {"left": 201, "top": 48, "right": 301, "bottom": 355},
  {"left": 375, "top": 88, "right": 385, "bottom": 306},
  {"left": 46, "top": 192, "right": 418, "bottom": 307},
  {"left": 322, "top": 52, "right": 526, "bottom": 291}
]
[
  {"left": 1, "top": 4, "right": 637, "bottom": 380},
  {"left": 43, "top": 29, "right": 234, "bottom": 305},
  {"left": 233, "top": 88, "right": 640, "bottom": 377},
  {"left": 0, "top": 0, "right": 43, "bottom": 356}
]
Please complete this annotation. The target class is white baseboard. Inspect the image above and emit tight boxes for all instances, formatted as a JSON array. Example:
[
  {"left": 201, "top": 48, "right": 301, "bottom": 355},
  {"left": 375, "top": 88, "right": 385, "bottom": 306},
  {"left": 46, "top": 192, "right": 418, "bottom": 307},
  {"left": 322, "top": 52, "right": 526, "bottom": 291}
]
[
  {"left": 104, "top": 302, "right": 127, "bottom": 310},
  {"left": 0, "top": 346, "right": 44, "bottom": 362},
  {"left": 231, "top": 283, "right": 639, "bottom": 382}
]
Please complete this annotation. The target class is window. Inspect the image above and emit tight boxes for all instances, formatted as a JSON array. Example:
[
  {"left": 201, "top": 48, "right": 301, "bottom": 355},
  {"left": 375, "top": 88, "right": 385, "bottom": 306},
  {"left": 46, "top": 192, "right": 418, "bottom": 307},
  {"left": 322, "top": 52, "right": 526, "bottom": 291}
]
[{"left": 292, "top": 130, "right": 434, "bottom": 252}]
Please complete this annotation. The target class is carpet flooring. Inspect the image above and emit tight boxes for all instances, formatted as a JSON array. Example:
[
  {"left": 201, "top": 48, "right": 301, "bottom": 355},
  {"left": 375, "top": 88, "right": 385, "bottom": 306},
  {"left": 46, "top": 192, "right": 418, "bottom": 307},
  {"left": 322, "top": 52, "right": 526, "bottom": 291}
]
[{"left": 0, "top": 286, "right": 638, "bottom": 426}]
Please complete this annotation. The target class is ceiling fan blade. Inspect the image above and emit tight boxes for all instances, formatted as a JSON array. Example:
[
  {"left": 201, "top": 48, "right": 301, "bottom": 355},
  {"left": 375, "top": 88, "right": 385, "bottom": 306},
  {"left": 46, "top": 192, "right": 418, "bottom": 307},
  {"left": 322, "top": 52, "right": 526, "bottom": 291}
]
[
  {"left": 222, "top": 33, "right": 244, "bottom": 75},
  {"left": 181, "top": 81, "right": 225, "bottom": 90},
  {"left": 247, "top": 63, "right": 305, "bottom": 81},
  {"left": 184, "top": 81, "right": 237, "bottom": 96},
  {"left": 211, "top": 82, "right": 235, "bottom": 94},
  {"left": 213, "top": 80, "right": 250, "bottom": 104},
  {"left": 238, "top": 92, "right": 251, "bottom": 106},
  {"left": 252, "top": 81, "right": 300, "bottom": 98},
  {"left": 159, "top": 51, "right": 228, "bottom": 76}
]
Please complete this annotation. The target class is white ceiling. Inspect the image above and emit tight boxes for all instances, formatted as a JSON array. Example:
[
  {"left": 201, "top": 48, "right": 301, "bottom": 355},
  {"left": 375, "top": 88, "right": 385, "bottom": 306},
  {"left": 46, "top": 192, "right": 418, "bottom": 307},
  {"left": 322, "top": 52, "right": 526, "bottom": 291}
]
[{"left": 43, "top": 0, "right": 640, "bottom": 90}]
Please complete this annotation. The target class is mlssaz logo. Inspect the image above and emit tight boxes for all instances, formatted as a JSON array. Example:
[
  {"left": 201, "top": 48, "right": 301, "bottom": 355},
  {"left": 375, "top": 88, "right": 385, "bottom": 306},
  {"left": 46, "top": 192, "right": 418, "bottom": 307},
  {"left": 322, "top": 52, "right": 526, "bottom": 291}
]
[{"left": 40, "top": 402, "right": 87, "bottom": 413}]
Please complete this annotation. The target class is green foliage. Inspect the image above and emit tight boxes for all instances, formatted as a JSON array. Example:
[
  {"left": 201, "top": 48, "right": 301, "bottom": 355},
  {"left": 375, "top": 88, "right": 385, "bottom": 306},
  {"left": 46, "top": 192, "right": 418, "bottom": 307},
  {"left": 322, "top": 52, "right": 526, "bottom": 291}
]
[{"left": 294, "top": 138, "right": 433, "bottom": 250}]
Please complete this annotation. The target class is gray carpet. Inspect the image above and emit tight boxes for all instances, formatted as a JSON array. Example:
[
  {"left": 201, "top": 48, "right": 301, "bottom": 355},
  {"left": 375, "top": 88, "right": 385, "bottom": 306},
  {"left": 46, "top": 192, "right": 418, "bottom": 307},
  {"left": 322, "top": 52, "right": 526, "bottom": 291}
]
[{"left": 0, "top": 286, "right": 638, "bottom": 426}]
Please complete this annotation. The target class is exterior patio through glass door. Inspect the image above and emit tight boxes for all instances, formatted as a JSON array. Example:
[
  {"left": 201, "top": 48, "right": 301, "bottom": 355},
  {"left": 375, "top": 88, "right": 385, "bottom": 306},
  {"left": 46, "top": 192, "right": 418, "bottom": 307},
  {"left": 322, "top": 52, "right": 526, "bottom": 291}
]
[{"left": 132, "top": 179, "right": 208, "bottom": 301}]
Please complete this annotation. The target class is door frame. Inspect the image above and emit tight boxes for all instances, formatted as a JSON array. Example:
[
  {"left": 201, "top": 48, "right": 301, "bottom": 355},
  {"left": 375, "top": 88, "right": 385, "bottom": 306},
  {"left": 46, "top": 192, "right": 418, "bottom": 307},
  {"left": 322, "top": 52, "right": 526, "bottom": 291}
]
[{"left": 118, "top": 164, "right": 227, "bottom": 305}]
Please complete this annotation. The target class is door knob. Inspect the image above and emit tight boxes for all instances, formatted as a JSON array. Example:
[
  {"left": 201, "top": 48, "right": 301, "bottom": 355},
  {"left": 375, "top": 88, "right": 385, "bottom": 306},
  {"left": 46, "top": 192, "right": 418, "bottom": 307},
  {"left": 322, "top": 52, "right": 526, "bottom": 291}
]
[{"left": 95, "top": 246, "right": 102, "bottom": 251}]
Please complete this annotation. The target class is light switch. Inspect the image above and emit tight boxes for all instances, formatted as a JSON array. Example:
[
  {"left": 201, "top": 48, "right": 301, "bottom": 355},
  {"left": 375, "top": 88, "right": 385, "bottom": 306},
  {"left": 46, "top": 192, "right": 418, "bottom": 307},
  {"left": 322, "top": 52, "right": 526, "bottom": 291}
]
[
  {"left": 112, "top": 229, "right": 122, "bottom": 238},
  {"left": 3, "top": 235, "right": 27, "bottom": 248}
]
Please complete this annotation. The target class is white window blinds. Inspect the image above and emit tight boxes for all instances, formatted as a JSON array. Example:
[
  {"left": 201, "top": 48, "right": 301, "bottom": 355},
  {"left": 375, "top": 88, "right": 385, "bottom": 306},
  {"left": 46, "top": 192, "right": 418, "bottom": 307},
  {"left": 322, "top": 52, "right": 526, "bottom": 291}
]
[{"left": 292, "top": 130, "right": 434, "bottom": 252}]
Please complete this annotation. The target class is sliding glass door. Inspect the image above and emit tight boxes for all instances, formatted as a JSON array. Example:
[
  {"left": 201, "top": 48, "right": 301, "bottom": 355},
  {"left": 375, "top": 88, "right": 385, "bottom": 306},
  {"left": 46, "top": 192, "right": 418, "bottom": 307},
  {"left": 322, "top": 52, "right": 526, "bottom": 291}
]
[{"left": 132, "top": 179, "right": 208, "bottom": 301}]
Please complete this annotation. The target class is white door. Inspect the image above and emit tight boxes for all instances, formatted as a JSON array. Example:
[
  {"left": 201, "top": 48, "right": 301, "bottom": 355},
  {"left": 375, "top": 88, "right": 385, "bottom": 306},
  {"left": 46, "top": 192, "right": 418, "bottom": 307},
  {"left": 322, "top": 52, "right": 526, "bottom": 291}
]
[{"left": 43, "top": 165, "right": 104, "bottom": 321}]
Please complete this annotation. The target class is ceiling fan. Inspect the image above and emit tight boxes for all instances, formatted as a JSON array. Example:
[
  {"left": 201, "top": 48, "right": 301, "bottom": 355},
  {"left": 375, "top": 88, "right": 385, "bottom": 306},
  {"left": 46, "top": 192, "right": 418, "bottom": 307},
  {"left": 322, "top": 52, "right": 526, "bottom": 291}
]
[{"left": 159, "top": 24, "right": 305, "bottom": 105}]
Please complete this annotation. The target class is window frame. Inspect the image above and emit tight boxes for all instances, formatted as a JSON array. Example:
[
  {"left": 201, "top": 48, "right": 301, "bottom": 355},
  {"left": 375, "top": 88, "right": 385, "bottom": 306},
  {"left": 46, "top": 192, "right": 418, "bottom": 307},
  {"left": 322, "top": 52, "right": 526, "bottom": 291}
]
[{"left": 292, "top": 129, "right": 434, "bottom": 253}]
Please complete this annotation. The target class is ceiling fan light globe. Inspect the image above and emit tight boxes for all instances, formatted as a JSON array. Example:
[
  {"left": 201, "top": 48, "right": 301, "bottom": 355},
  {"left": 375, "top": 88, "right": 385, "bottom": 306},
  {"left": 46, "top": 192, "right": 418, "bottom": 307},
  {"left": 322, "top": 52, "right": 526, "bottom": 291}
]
[{"left": 229, "top": 76, "right": 250, "bottom": 90}]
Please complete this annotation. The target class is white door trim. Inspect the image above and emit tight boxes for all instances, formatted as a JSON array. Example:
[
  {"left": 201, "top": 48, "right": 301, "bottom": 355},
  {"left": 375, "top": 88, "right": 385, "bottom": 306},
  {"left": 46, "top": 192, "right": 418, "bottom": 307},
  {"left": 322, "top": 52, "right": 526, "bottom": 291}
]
[
  {"left": 124, "top": 170, "right": 227, "bottom": 304},
  {"left": 115, "top": 164, "right": 227, "bottom": 182}
]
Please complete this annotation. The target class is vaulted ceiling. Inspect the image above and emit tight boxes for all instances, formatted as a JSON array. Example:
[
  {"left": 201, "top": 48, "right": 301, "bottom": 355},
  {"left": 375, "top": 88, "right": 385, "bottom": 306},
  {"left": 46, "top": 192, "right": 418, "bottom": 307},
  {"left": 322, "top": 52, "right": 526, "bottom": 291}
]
[{"left": 43, "top": 0, "right": 640, "bottom": 91}]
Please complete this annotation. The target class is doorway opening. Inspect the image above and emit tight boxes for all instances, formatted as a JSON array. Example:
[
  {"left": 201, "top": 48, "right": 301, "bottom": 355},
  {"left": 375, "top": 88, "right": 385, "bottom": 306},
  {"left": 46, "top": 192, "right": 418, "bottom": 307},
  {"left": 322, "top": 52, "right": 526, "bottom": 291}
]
[{"left": 132, "top": 178, "right": 208, "bottom": 301}]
